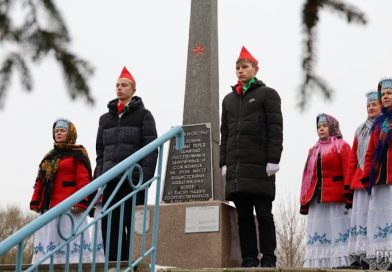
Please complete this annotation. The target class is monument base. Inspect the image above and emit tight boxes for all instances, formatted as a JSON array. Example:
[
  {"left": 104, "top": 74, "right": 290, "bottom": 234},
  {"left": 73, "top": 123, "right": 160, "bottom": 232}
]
[{"left": 133, "top": 200, "right": 241, "bottom": 268}]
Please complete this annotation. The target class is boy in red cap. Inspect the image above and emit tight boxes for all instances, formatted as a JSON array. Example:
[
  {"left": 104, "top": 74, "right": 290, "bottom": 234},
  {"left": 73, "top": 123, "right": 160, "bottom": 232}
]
[
  {"left": 94, "top": 66, "right": 158, "bottom": 261},
  {"left": 220, "top": 47, "right": 283, "bottom": 267}
]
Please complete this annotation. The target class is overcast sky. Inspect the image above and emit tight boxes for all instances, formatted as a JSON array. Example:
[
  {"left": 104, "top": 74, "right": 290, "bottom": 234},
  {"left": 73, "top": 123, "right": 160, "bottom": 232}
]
[{"left": 1, "top": 1, "right": 391, "bottom": 211}]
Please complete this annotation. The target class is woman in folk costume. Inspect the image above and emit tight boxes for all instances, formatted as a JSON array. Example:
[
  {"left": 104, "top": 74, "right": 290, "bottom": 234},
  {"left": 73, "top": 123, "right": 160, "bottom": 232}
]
[
  {"left": 361, "top": 78, "right": 392, "bottom": 268},
  {"left": 344, "top": 91, "right": 381, "bottom": 268},
  {"left": 300, "top": 113, "right": 352, "bottom": 268},
  {"left": 30, "top": 118, "right": 93, "bottom": 264}
]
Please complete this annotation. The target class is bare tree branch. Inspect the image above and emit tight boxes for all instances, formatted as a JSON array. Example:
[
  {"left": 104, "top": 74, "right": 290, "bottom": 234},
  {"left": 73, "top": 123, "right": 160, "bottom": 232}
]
[
  {"left": 0, "top": 205, "right": 37, "bottom": 264},
  {"left": 275, "top": 195, "right": 307, "bottom": 267}
]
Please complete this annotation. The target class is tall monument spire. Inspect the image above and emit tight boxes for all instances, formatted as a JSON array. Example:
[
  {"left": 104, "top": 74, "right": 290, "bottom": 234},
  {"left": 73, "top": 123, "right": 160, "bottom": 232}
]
[
  {"left": 156, "top": 2, "right": 241, "bottom": 267},
  {"left": 182, "top": 0, "right": 223, "bottom": 201}
]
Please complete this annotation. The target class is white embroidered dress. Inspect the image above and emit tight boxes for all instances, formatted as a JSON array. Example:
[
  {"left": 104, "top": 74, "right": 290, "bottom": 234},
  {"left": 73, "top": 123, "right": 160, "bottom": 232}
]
[
  {"left": 32, "top": 211, "right": 93, "bottom": 264},
  {"left": 304, "top": 202, "right": 351, "bottom": 268}
]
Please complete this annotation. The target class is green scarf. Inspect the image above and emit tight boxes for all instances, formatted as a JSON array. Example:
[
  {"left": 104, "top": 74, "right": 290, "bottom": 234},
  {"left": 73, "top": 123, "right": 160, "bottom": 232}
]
[{"left": 242, "top": 77, "right": 256, "bottom": 95}]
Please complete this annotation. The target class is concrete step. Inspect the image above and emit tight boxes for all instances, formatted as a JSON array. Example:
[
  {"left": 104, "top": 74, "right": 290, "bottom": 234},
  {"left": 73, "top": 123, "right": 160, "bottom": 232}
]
[
  {"left": 0, "top": 262, "right": 148, "bottom": 272},
  {"left": 0, "top": 264, "right": 370, "bottom": 272},
  {"left": 161, "top": 268, "right": 370, "bottom": 272}
]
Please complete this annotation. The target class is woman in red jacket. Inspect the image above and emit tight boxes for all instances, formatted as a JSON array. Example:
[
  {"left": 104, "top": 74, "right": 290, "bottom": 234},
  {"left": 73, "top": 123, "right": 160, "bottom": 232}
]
[
  {"left": 361, "top": 78, "right": 392, "bottom": 269},
  {"left": 30, "top": 118, "right": 93, "bottom": 264},
  {"left": 300, "top": 113, "right": 352, "bottom": 268},
  {"left": 344, "top": 91, "right": 381, "bottom": 269}
]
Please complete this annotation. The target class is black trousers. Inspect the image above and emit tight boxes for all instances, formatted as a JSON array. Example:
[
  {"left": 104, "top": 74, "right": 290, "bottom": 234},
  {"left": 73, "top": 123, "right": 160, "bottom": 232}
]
[
  {"left": 101, "top": 178, "right": 144, "bottom": 261},
  {"left": 233, "top": 194, "right": 276, "bottom": 261}
]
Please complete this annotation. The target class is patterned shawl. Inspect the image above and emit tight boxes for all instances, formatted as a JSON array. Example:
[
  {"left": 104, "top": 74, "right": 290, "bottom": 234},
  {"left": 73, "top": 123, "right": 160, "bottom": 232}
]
[
  {"left": 300, "top": 114, "right": 344, "bottom": 203},
  {"left": 356, "top": 118, "right": 376, "bottom": 169},
  {"left": 36, "top": 121, "right": 91, "bottom": 212},
  {"left": 368, "top": 109, "right": 392, "bottom": 193}
]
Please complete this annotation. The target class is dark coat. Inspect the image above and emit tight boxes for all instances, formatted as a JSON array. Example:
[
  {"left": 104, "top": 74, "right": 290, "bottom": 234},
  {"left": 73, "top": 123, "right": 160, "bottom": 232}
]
[
  {"left": 219, "top": 79, "right": 283, "bottom": 201},
  {"left": 95, "top": 96, "right": 158, "bottom": 183}
]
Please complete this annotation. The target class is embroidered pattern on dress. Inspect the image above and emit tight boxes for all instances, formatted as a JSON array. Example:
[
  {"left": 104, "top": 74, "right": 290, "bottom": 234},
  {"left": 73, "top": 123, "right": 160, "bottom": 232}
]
[
  {"left": 350, "top": 225, "right": 367, "bottom": 237},
  {"left": 357, "top": 225, "right": 367, "bottom": 236},
  {"left": 70, "top": 240, "right": 91, "bottom": 255},
  {"left": 307, "top": 232, "right": 332, "bottom": 245},
  {"left": 33, "top": 240, "right": 92, "bottom": 256},
  {"left": 373, "top": 223, "right": 392, "bottom": 239},
  {"left": 33, "top": 242, "right": 44, "bottom": 255},
  {"left": 335, "top": 228, "right": 350, "bottom": 244},
  {"left": 46, "top": 242, "right": 61, "bottom": 254},
  {"left": 350, "top": 226, "right": 357, "bottom": 237},
  {"left": 96, "top": 243, "right": 104, "bottom": 252}
]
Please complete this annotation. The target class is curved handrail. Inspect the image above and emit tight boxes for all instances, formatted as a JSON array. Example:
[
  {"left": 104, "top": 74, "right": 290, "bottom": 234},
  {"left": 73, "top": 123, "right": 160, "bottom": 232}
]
[{"left": 0, "top": 126, "right": 184, "bottom": 256}]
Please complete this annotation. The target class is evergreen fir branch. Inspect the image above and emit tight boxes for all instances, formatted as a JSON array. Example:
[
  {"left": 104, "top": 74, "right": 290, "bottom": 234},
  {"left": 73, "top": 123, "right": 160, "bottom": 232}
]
[
  {"left": 323, "top": 0, "right": 367, "bottom": 24},
  {"left": 298, "top": 0, "right": 367, "bottom": 111},
  {"left": 0, "top": 57, "right": 14, "bottom": 108},
  {"left": 28, "top": 29, "right": 66, "bottom": 60},
  {"left": 11, "top": 52, "right": 32, "bottom": 91},
  {"left": 55, "top": 49, "right": 94, "bottom": 105},
  {"left": 0, "top": 0, "right": 11, "bottom": 40},
  {"left": 39, "top": 0, "right": 70, "bottom": 41},
  {"left": 0, "top": 52, "right": 32, "bottom": 108},
  {"left": 0, "top": 0, "right": 94, "bottom": 109}
]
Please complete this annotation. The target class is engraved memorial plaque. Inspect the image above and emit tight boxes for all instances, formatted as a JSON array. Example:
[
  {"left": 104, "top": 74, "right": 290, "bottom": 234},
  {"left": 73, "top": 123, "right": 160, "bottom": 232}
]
[
  {"left": 185, "top": 205, "right": 220, "bottom": 233},
  {"left": 134, "top": 210, "right": 150, "bottom": 235},
  {"left": 162, "top": 123, "right": 213, "bottom": 203}
]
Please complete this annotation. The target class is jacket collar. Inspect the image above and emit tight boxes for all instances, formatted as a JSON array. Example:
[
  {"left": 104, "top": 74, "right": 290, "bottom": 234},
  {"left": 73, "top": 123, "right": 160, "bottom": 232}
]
[
  {"left": 107, "top": 96, "right": 144, "bottom": 114},
  {"left": 231, "top": 78, "right": 265, "bottom": 95}
]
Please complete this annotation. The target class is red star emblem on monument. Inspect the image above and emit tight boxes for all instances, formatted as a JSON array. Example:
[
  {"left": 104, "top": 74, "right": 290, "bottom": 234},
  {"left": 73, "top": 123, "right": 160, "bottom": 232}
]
[{"left": 193, "top": 44, "right": 204, "bottom": 56}]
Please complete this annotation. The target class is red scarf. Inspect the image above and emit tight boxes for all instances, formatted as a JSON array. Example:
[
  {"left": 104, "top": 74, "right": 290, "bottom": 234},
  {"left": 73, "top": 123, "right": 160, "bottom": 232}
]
[
  {"left": 235, "top": 81, "right": 243, "bottom": 96},
  {"left": 117, "top": 102, "right": 125, "bottom": 114}
]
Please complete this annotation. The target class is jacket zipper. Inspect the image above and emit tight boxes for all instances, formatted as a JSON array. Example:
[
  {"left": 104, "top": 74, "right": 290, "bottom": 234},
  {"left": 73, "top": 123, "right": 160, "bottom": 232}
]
[
  {"left": 234, "top": 95, "right": 243, "bottom": 191},
  {"left": 116, "top": 114, "right": 121, "bottom": 162}
]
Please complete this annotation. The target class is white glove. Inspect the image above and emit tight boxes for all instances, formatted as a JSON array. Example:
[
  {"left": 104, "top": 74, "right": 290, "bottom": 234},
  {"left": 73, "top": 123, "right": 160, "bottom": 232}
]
[
  {"left": 266, "top": 163, "right": 279, "bottom": 176},
  {"left": 221, "top": 165, "right": 227, "bottom": 177}
]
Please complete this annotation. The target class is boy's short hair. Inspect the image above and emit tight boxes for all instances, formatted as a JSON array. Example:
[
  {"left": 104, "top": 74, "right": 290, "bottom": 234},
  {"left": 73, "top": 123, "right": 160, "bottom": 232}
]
[{"left": 236, "top": 58, "right": 258, "bottom": 69}]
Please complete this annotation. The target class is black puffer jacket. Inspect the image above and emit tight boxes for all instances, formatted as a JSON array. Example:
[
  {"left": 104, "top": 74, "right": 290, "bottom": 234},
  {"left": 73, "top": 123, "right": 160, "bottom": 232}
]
[
  {"left": 95, "top": 96, "right": 158, "bottom": 182},
  {"left": 219, "top": 79, "right": 283, "bottom": 200}
]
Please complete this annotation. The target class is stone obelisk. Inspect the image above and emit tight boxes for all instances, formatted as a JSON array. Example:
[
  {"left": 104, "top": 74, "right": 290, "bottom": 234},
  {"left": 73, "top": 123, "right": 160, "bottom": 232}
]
[
  {"left": 182, "top": 0, "right": 224, "bottom": 201},
  {"left": 134, "top": 1, "right": 240, "bottom": 268}
]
